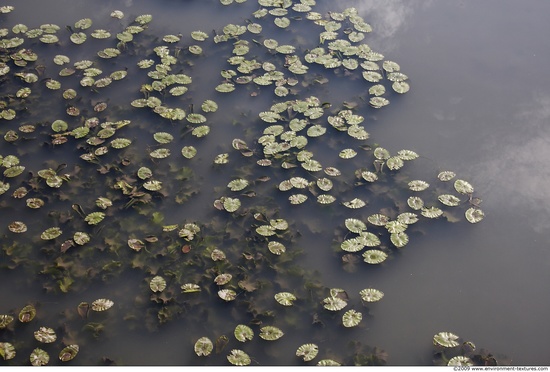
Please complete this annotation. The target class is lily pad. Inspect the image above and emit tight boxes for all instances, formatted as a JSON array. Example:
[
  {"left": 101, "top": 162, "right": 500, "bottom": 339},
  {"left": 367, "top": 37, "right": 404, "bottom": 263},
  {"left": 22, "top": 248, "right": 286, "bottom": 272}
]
[
  {"left": 433, "top": 331, "right": 460, "bottom": 348},
  {"left": 296, "top": 343, "right": 319, "bottom": 362},
  {"left": 0, "top": 342, "right": 16, "bottom": 360},
  {"left": 18, "top": 305, "right": 36, "bottom": 322},
  {"left": 274, "top": 292, "right": 296, "bottom": 306},
  {"left": 150, "top": 276, "right": 167, "bottom": 292},
  {"left": 234, "top": 324, "right": 254, "bottom": 342},
  {"left": 34, "top": 327, "right": 57, "bottom": 343},
  {"left": 91, "top": 298, "right": 114, "bottom": 312},
  {"left": 194, "top": 337, "right": 213, "bottom": 356},
  {"left": 218, "top": 289, "right": 237, "bottom": 302},
  {"left": 59, "top": 345, "right": 79, "bottom": 362},
  {"left": 362, "top": 250, "right": 388, "bottom": 264},
  {"left": 359, "top": 288, "right": 384, "bottom": 303},
  {"left": 30, "top": 348, "right": 49, "bottom": 366},
  {"left": 41, "top": 227, "right": 62, "bottom": 240},
  {"left": 259, "top": 326, "right": 284, "bottom": 341},
  {"left": 465, "top": 207, "right": 484, "bottom": 223},
  {"left": 227, "top": 349, "right": 251, "bottom": 366},
  {"left": 342, "top": 309, "right": 363, "bottom": 327}
]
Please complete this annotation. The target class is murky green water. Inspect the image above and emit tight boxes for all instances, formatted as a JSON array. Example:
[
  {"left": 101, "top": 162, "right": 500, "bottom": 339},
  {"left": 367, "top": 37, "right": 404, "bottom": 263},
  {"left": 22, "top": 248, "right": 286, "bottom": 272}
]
[{"left": 1, "top": 0, "right": 549, "bottom": 366}]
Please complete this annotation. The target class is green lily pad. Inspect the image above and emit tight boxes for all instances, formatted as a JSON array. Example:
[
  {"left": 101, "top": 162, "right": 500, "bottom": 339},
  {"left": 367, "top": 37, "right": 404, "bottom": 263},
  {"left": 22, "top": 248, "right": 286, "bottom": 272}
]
[
  {"left": 390, "top": 232, "right": 409, "bottom": 247},
  {"left": 234, "top": 324, "right": 254, "bottom": 342},
  {"left": 30, "top": 348, "right": 49, "bottom": 366},
  {"left": 342, "top": 309, "right": 363, "bottom": 327},
  {"left": 454, "top": 179, "right": 474, "bottom": 194},
  {"left": 274, "top": 292, "right": 296, "bottom": 306},
  {"left": 227, "top": 349, "right": 251, "bottom": 366},
  {"left": 259, "top": 326, "right": 284, "bottom": 341},
  {"left": 181, "top": 146, "right": 197, "bottom": 159},
  {"left": 218, "top": 289, "right": 237, "bottom": 301},
  {"left": 0, "top": 342, "right": 16, "bottom": 360},
  {"left": 59, "top": 345, "right": 79, "bottom": 362},
  {"left": 362, "top": 250, "right": 388, "bottom": 264},
  {"left": 150, "top": 276, "right": 167, "bottom": 292},
  {"left": 41, "top": 227, "right": 62, "bottom": 240},
  {"left": 34, "top": 327, "right": 57, "bottom": 343},
  {"left": 0, "top": 315, "right": 14, "bottom": 329},
  {"left": 433, "top": 332, "right": 460, "bottom": 348},
  {"left": 85, "top": 212, "right": 105, "bottom": 225},
  {"left": 18, "top": 305, "right": 36, "bottom": 322},
  {"left": 323, "top": 296, "right": 347, "bottom": 311},
  {"left": 345, "top": 218, "right": 366, "bottom": 233},
  {"left": 359, "top": 288, "right": 384, "bottom": 302},
  {"left": 296, "top": 343, "right": 318, "bottom": 362},
  {"left": 91, "top": 298, "right": 114, "bottom": 312},
  {"left": 447, "top": 356, "right": 473, "bottom": 366},
  {"left": 194, "top": 337, "right": 213, "bottom": 356},
  {"left": 465, "top": 207, "right": 484, "bottom": 223}
]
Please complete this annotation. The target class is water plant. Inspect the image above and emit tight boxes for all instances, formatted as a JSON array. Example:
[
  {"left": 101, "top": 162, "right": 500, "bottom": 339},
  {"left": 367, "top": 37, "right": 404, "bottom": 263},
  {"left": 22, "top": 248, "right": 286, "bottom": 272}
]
[{"left": 0, "top": 0, "right": 486, "bottom": 366}]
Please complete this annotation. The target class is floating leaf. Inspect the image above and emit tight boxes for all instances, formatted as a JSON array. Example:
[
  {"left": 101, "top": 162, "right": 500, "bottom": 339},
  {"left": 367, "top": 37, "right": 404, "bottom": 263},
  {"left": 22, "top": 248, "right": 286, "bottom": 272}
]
[
  {"left": 30, "top": 348, "right": 49, "bottom": 366},
  {"left": 181, "top": 284, "right": 201, "bottom": 293},
  {"left": 0, "top": 342, "right": 16, "bottom": 360},
  {"left": 274, "top": 292, "right": 296, "bottom": 306},
  {"left": 342, "top": 309, "right": 363, "bottom": 327},
  {"left": 454, "top": 179, "right": 474, "bottom": 194},
  {"left": 218, "top": 289, "right": 237, "bottom": 301},
  {"left": 181, "top": 146, "right": 197, "bottom": 159},
  {"left": 91, "top": 298, "right": 114, "bottom": 312},
  {"left": 367, "top": 214, "right": 389, "bottom": 226},
  {"left": 323, "top": 296, "right": 347, "bottom": 311},
  {"left": 0, "top": 315, "right": 14, "bottom": 329},
  {"left": 227, "top": 349, "right": 251, "bottom": 366},
  {"left": 259, "top": 326, "right": 284, "bottom": 341},
  {"left": 345, "top": 218, "right": 366, "bottom": 233},
  {"left": 433, "top": 332, "right": 460, "bottom": 348},
  {"left": 194, "top": 337, "right": 213, "bottom": 357},
  {"left": 465, "top": 207, "right": 484, "bottom": 223},
  {"left": 268, "top": 241, "right": 286, "bottom": 255},
  {"left": 438, "top": 194, "right": 462, "bottom": 207},
  {"left": 41, "top": 227, "right": 62, "bottom": 240},
  {"left": 438, "top": 171, "right": 456, "bottom": 181},
  {"left": 34, "top": 327, "right": 57, "bottom": 343},
  {"left": 150, "top": 148, "right": 171, "bottom": 159},
  {"left": 85, "top": 212, "right": 105, "bottom": 225},
  {"left": 390, "top": 232, "right": 409, "bottom": 247},
  {"left": 407, "top": 196, "right": 424, "bottom": 210},
  {"left": 18, "top": 305, "right": 36, "bottom": 323},
  {"left": 421, "top": 206, "right": 443, "bottom": 219},
  {"left": 150, "top": 276, "right": 167, "bottom": 292},
  {"left": 222, "top": 197, "right": 241, "bottom": 212},
  {"left": 359, "top": 288, "right": 384, "bottom": 303},
  {"left": 234, "top": 325, "right": 254, "bottom": 342},
  {"left": 342, "top": 198, "right": 367, "bottom": 209},
  {"left": 59, "top": 345, "right": 79, "bottom": 362},
  {"left": 214, "top": 273, "right": 232, "bottom": 285},
  {"left": 408, "top": 180, "right": 430, "bottom": 191},
  {"left": 296, "top": 343, "right": 318, "bottom": 362},
  {"left": 362, "top": 250, "right": 388, "bottom": 264},
  {"left": 448, "top": 356, "right": 474, "bottom": 366},
  {"left": 317, "top": 359, "right": 341, "bottom": 366},
  {"left": 289, "top": 194, "right": 308, "bottom": 205},
  {"left": 227, "top": 179, "right": 249, "bottom": 191}
]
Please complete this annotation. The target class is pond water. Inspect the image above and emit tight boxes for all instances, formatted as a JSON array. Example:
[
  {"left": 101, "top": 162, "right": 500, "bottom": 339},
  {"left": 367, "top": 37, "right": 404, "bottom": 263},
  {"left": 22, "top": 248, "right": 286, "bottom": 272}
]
[{"left": 1, "top": 0, "right": 549, "bottom": 367}]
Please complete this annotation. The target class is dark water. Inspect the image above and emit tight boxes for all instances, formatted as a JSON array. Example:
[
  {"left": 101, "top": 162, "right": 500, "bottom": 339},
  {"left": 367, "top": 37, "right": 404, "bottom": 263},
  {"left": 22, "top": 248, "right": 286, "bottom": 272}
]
[{"left": 1, "top": 0, "right": 549, "bottom": 366}]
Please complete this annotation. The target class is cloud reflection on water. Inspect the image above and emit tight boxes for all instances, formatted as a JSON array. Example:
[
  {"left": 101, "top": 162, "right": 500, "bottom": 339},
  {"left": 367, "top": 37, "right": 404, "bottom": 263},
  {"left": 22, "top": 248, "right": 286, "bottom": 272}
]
[{"left": 476, "top": 91, "right": 550, "bottom": 233}]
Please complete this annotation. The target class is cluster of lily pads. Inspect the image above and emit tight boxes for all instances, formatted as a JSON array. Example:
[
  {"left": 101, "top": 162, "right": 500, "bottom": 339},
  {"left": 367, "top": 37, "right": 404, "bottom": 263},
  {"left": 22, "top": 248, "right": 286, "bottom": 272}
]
[
  {"left": 0, "top": 0, "right": 488, "bottom": 366},
  {"left": 0, "top": 300, "right": 113, "bottom": 365},
  {"left": 432, "top": 331, "right": 508, "bottom": 366}
]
